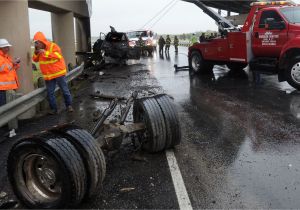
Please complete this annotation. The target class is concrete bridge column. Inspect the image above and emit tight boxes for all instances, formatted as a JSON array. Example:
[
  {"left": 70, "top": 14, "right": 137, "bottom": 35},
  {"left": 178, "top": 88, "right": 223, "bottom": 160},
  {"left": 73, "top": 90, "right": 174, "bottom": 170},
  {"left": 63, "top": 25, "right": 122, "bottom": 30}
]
[
  {"left": 75, "top": 17, "right": 91, "bottom": 64},
  {"left": 75, "top": 17, "right": 91, "bottom": 52},
  {"left": 0, "top": 0, "right": 35, "bottom": 118},
  {"left": 51, "top": 12, "right": 76, "bottom": 67}
]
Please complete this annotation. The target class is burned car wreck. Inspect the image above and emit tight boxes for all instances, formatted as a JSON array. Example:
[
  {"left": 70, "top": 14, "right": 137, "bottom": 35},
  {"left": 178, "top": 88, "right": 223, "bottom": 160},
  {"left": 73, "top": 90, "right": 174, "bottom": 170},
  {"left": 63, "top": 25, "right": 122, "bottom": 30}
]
[{"left": 77, "top": 26, "right": 141, "bottom": 67}]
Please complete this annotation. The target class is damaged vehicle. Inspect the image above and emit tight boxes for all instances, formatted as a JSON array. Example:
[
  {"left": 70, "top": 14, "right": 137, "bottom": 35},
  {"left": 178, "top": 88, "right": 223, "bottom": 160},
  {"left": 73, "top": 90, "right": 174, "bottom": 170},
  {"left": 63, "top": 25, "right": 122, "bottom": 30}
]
[
  {"left": 76, "top": 27, "right": 141, "bottom": 67},
  {"left": 101, "top": 30, "right": 140, "bottom": 62}
]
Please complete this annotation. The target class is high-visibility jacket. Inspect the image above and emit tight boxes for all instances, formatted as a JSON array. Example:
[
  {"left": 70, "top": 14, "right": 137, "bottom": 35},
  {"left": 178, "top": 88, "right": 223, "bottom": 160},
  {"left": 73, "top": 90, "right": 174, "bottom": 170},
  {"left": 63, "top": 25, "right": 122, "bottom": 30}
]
[
  {"left": 0, "top": 50, "right": 19, "bottom": 90},
  {"left": 166, "top": 37, "right": 171, "bottom": 46},
  {"left": 158, "top": 37, "right": 165, "bottom": 47},
  {"left": 174, "top": 37, "right": 179, "bottom": 46},
  {"left": 32, "top": 32, "right": 67, "bottom": 81},
  {"left": 190, "top": 36, "right": 198, "bottom": 46}
]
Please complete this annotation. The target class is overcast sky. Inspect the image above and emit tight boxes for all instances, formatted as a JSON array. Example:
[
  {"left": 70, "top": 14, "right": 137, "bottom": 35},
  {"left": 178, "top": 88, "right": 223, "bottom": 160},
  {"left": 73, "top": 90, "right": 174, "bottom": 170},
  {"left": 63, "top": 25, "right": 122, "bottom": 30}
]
[
  {"left": 29, "top": 0, "right": 300, "bottom": 38},
  {"left": 29, "top": 0, "right": 219, "bottom": 38}
]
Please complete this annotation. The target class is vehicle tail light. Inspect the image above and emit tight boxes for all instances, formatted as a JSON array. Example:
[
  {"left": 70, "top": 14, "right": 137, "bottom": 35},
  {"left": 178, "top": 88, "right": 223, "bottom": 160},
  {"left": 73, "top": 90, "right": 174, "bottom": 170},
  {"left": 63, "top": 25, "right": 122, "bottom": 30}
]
[
  {"left": 129, "top": 41, "right": 135, "bottom": 47},
  {"left": 146, "top": 39, "right": 152, "bottom": 46}
]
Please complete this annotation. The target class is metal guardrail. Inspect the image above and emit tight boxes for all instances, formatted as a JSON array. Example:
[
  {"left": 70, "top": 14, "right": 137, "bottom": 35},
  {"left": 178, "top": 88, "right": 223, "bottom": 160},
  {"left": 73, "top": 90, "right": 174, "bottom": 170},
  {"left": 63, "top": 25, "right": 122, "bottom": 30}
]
[{"left": 0, "top": 63, "right": 84, "bottom": 128}]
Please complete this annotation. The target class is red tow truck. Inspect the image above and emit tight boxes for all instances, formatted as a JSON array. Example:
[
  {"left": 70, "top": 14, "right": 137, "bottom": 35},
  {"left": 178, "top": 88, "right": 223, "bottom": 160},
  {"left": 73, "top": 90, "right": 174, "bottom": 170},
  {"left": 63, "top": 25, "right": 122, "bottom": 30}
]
[{"left": 186, "top": 0, "right": 300, "bottom": 90}]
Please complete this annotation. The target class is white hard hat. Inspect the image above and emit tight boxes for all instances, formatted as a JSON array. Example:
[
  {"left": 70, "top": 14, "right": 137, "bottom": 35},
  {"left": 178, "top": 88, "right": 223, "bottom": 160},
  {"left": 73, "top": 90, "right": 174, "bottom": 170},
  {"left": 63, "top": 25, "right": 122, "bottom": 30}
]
[{"left": 0, "top": 39, "right": 12, "bottom": 48}]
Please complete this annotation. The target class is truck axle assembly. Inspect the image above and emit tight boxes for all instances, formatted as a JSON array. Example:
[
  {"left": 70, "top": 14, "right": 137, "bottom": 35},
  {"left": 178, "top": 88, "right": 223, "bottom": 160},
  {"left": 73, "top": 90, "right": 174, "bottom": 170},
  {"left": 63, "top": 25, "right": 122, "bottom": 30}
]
[{"left": 7, "top": 93, "right": 181, "bottom": 208}]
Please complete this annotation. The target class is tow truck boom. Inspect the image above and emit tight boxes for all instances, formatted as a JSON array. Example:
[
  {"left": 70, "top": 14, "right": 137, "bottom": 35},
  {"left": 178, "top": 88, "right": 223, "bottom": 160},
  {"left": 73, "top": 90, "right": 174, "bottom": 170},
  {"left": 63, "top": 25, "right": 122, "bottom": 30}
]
[{"left": 182, "top": 0, "right": 238, "bottom": 30}]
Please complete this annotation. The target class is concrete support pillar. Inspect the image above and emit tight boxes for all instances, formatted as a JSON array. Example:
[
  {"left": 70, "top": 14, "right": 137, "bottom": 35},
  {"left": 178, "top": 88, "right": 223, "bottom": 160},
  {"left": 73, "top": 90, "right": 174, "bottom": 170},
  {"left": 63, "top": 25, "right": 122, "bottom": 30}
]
[
  {"left": 0, "top": 0, "right": 35, "bottom": 118},
  {"left": 75, "top": 17, "right": 91, "bottom": 64},
  {"left": 75, "top": 17, "right": 91, "bottom": 52},
  {"left": 51, "top": 12, "right": 76, "bottom": 67}
]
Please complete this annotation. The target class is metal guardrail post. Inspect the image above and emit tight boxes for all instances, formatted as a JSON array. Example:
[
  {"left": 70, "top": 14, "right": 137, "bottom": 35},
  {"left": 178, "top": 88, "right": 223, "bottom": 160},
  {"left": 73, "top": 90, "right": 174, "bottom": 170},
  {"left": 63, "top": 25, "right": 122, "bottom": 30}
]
[
  {"left": 37, "top": 77, "right": 48, "bottom": 112},
  {"left": 6, "top": 90, "right": 22, "bottom": 130},
  {"left": 0, "top": 63, "right": 84, "bottom": 128}
]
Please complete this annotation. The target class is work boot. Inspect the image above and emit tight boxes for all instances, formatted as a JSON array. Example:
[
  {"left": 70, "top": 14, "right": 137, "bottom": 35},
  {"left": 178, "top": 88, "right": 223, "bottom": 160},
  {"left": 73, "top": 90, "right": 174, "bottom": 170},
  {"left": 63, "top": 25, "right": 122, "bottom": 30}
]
[
  {"left": 67, "top": 106, "right": 74, "bottom": 113},
  {"left": 48, "top": 109, "right": 58, "bottom": 115}
]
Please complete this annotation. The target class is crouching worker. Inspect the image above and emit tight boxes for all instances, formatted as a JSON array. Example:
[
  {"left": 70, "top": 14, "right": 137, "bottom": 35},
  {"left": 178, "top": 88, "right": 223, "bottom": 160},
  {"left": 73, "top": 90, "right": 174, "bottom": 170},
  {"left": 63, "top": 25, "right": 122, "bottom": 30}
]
[
  {"left": 0, "top": 39, "right": 20, "bottom": 106},
  {"left": 32, "top": 32, "right": 74, "bottom": 114}
]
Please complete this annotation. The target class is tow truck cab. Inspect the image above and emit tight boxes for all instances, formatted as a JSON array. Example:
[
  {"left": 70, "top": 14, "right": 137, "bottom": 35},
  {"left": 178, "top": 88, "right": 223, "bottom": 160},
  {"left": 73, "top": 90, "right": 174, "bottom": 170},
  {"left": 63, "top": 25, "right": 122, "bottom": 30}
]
[{"left": 188, "top": 1, "right": 300, "bottom": 90}]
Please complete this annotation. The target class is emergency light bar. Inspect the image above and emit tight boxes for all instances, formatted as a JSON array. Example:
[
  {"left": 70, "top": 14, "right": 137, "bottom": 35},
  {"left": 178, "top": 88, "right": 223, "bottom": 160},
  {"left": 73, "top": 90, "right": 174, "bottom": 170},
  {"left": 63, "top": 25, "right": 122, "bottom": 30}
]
[{"left": 250, "top": 1, "right": 294, "bottom": 6}]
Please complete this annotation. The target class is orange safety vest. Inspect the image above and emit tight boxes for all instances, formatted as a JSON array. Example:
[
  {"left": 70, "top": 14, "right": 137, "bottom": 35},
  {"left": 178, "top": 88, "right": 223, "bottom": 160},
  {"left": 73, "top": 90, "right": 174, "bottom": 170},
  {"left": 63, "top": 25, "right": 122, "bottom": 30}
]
[
  {"left": 32, "top": 32, "right": 67, "bottom": 81},
  {"left": 0, "top": 50, "right": 19, "bottom": 90}
]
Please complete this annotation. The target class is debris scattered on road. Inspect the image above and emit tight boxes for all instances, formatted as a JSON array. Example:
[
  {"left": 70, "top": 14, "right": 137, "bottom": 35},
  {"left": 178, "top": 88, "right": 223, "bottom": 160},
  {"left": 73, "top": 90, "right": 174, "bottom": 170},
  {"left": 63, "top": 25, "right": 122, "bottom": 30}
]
[
  {"left": 150, "top": 183, "right": 155, "bottom": 187},
  {"left": 9, "top": 129, "right": 16, "bottom": 138},
  {"left": 99, "top": 71, "right": 105, "bottom": 76},
  {"left": 0, "top": 191, "right": 7, "bottom": 199},
  {"left": 0, "top": 200, "right": 19, "bottom": 209},
  {"left": 4, "top": 129, "right": 17, "bottom": 138},
  {"left": 90, "top": 92, "right": 126, "bottom": 101},
  {"left": 93, "top": 109, "right": 102, "bottom": 120},
  {"left": 131, "top": 153, "right": 148, "bottom": 162},
  {"left": 120, "top": 187, "right": 135, "bottom": 192},
  {"left": 174, "top": 64, "right": 190, "bottom": 72},
  {"left": 100, "top": 75, "right": 128, "bottom": 80}
]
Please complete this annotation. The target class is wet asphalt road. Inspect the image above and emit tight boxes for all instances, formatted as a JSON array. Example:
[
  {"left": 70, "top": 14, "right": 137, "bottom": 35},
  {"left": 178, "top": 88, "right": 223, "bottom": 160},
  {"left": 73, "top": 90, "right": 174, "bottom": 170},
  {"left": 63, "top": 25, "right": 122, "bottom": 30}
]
[{"left": 1, "top": 46, "right": 300, "bottom": 209}]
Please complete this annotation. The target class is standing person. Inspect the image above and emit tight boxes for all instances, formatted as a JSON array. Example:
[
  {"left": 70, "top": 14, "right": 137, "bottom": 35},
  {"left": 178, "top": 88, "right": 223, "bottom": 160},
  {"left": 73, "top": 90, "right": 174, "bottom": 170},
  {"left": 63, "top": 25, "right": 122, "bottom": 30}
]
[
  {"left": 199, "top": 33, "right": 206, "bottom": 43},
  {"left": 32, "top": 32, "right": 74, "bottom": 114},
  {"left": 190, "top": 33, "right": 198, "bottom": 46},
  {"left": 209, "top": 33, "right": 215, "bottom": 39},
  {"left": 138, "top": 35, "right": 145, "bottom": 56},
  {"left": 158, "top": 36, "right": 165, "bottom": 55},
  {"left": 174, "top": 36, "right": 179, "bottom": 53},
  {"left": 0, "top": 39, "right": 20, "bottom": 106},
  {"left": 165, "top": 35, "right": 171, "bottom": 53}
]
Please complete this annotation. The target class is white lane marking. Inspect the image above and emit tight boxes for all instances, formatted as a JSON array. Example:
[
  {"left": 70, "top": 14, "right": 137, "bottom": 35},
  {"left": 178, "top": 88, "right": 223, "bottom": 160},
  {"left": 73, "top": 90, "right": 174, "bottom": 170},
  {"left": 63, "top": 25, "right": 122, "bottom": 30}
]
[{"left": 166, "top": 149, "right": 193, "bottom": 210}]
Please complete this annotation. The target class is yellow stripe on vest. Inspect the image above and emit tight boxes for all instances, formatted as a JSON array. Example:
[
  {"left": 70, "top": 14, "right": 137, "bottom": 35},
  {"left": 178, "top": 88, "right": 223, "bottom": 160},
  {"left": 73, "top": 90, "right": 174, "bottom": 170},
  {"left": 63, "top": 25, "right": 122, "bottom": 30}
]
[
  {"left": 43, "top": 69, "right": 67, "bottom": 80},
  {"left": 39, "top": 59, "right": 58, "bottom": 65},
  {"left": 50, "top": 43, "right": 54, "bottom": 53},
  {"left": 54, "top": 52, "right": 62, "bottom": 59},
  {"left": 45, "top": 43, "right": 54, "bottom": 58}
]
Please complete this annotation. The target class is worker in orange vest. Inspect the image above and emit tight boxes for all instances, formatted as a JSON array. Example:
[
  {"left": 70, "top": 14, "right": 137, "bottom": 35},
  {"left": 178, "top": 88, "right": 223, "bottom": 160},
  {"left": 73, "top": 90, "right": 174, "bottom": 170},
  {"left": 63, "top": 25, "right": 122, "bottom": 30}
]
[
  {"left": 32, "top": 32, "right": 73, "bottom": 114},
  {"left": 0, "top": 39, "right": 20, "bottom": 106}
]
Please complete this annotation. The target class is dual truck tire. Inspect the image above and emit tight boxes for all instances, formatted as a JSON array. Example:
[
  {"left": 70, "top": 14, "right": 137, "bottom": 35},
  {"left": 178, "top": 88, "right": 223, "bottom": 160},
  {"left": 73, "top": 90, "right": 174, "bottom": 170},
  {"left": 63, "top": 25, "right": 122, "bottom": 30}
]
[
  {"left": 7, "top": 94, "right": 181, "bottom": 208},
  {"left": 7, "top": 126, "right": 106, "bottom": 208}
]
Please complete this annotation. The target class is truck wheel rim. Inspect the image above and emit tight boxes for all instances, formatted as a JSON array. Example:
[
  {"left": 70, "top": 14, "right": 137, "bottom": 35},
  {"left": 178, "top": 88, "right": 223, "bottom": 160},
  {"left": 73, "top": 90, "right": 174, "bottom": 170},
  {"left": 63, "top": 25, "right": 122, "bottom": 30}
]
[
  {"left": 191, "top": 56, "right": 200, "bottom": 72},
  {"left": 17, "top": 153, "right": 62, "bottom": 203},
  {"left": 291, "top": 62, "right": 300, "bottom": 84}
]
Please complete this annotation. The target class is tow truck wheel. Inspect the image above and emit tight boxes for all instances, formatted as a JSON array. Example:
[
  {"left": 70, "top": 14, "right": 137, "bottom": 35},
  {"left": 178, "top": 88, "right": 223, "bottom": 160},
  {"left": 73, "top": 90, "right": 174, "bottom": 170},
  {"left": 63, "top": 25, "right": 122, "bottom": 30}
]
[
  {"left": 286, "top": 57, "right": 300, "bottom": 90},
  {"left": 49, "top": 125, "right": 106, "bottom": 199},
  {"left": 189, "top": 51, "right": 213, "bottom": 74},
  {"left": 7, "top": 134, "right": 87, "bottom": 208},
  {"left": 133, "top": 97, "right": 167, "bottom": 153}
]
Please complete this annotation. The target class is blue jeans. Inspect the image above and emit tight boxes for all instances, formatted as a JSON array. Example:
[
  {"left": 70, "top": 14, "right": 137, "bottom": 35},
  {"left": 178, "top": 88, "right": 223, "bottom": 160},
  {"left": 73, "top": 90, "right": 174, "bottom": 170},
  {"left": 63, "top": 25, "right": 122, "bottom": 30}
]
[
  {"left": 45, "top": 76, "right": 72, "bottom": 111},
  {"left": 0, "top": 90, "right": 6, "bottom": 106}
]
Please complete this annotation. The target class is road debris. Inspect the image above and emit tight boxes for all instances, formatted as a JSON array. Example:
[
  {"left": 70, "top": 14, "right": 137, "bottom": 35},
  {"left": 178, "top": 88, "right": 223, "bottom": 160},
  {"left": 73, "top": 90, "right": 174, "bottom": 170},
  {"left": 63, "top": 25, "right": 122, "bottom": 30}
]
[
  {"left": 90, "top": 92, "right": 126, "bottom": 100},
  {"left": 174, "top": 64, "right": 190, "bottom": 72},
  {"left": 131, "top": 153, "right": 148, "bottom": 162},
  {"left": 120, "top": 187, "right": 135, "bottom": 192},
  {"left": 0, "top": 200, "right": 19, "bottom": 209},
  {"left": 0, "top": 191, "right": 7, "bottom": 199}
]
